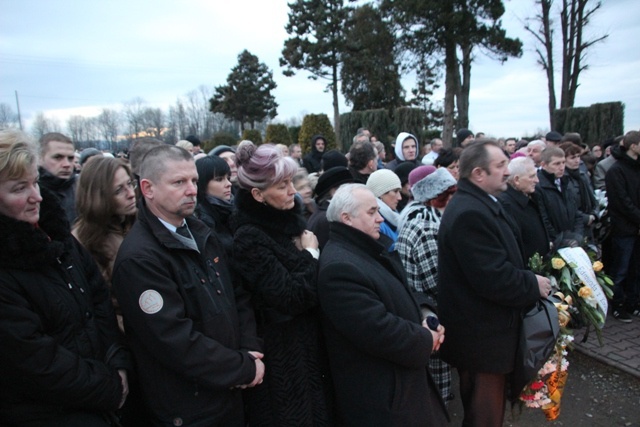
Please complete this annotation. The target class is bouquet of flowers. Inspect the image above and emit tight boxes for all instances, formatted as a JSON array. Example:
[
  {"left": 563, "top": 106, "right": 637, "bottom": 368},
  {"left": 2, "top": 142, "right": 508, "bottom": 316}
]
[{"left": 520, "top": 247, "right": 614, "bottom": 420}]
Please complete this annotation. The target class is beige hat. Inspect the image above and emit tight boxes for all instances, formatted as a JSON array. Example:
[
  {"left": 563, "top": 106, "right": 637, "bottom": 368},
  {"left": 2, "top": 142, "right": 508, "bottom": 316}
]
[{"left": 366, "top": 169, "right": 401, "bottom": 198}]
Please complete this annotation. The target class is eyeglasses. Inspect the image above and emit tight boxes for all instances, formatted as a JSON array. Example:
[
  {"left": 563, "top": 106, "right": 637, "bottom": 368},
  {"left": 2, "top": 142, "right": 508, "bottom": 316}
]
[{"left": 114, "top": 180, "right": 137, "bottom": 197}]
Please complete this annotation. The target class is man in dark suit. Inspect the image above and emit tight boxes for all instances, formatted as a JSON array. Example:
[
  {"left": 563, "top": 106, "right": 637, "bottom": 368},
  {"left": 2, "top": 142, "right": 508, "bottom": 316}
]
[
  {"left": 317, "top": 183, "right": 448, "bottom": 426},
  {"left": 438, "top": 140, "right": 551, "bottom": 426}
]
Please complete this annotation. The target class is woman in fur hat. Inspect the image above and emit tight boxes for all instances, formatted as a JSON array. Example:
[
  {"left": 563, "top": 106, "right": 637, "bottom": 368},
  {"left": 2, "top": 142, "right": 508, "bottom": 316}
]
[{"left": 396, "top": 166, "right": 458, "bottom": 403}]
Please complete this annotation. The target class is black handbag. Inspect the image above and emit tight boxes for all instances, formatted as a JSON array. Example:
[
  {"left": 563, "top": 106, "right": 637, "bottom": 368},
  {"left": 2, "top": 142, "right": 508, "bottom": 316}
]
[{"left": 510, "top": 297, "right": 560, "bottom": 401}]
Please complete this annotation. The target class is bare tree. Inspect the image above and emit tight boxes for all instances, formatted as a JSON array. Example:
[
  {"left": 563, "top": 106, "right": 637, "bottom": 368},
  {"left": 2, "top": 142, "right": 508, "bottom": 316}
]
[
  {"left": 97, "top": 108, "right": 120, "bottom": 151},
  {"left": 67, "top": 115, "right": 84, "bottom": 143},
  {"left": 0, "top": 103, "right": 19, "bottom": 128},
  {"left": 31, "top": 113, "right": 61, "bottom": 139},
  {"left": 526, "top": 0, "right": 607, "bottom": 128},
  {"left": 123, "top": 97, "right": 147, "bottom": 140}
]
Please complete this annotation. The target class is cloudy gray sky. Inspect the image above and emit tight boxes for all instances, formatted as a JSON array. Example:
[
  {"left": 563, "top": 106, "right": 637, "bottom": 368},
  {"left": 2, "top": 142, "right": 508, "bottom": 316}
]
[{"left": 1, "top": 0, "right": 638, "bottom": 140}]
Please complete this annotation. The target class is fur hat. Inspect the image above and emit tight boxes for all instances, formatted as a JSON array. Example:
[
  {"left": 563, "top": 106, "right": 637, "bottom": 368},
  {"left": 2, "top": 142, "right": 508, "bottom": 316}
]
[
  {"left": 408, "top": 165, "right": 436, "bottom": 188},
  {"left": 366, "top": 169, "right": 401, "bottom": 198},
  {"left": 314, "top": 166, "right": 353, "bottom": 201},
  {"left": 411, "top": 167, "right": 456, "bottom": 202}
]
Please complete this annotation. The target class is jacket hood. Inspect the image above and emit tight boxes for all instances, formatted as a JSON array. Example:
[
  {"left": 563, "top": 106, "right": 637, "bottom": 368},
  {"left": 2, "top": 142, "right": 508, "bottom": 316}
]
[
  {"left": 394, "top": 132, "right": 419, "bottom": 161},
  {"left": 310, "top": 134, "right": 326, "bottom": 156}
]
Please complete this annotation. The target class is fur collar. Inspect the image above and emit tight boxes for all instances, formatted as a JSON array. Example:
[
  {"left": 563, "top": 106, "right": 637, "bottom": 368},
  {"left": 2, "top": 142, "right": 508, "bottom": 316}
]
[
  {"left": 0, "top": 187, "right": 72, "bottom": 270},
  {"left": 233, "top": 188, "right": 307, "bottom": 237}
]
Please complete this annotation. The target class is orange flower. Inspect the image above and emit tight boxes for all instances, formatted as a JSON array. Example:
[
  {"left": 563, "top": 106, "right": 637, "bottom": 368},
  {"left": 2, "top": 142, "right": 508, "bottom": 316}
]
[
  {"left": 551, "top": 258, "right": 566, "bottom": 270},
  {"left": 578, "top": 286, "right": 593, "bottom": 298},
  {"left": 592, "top": 261, "right": 603, "bottom": 272}
]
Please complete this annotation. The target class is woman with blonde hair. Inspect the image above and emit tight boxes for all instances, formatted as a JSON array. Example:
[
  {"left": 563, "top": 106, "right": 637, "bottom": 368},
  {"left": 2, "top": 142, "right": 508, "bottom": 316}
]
[{"left": 0, "top": 129, "right": 129, "bottom": 426}]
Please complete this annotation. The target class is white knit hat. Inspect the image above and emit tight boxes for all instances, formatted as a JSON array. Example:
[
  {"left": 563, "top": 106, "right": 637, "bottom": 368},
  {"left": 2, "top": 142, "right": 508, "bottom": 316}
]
[
  {"left": 366, "top": 169, "right": 401, "bottom": 198},
  {"left": 411, "top": 167, "right": 457, "bottom": 202}
]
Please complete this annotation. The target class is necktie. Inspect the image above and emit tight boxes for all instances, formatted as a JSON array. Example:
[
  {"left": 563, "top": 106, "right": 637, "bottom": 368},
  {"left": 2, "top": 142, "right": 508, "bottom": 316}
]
[
  {"left": 176, "top": 224, "right": 191, "bottom": 238},
  {"left": 554, "top": 178, "right": 562, "bottom": 192}
]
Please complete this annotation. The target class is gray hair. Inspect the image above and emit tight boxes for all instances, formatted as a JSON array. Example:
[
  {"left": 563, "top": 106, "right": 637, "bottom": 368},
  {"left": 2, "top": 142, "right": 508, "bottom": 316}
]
[
  {"left": 326, "top": 183, "right": 370, "bottom": 222},
  {"left": 507, "top": 156, "right": 535, "bottom": 183},
  {"left": 527, "top": 139, "right": 546, "bottom": 150},
  {"left": 139, "top": 145, "right": 193, "bottom": 182}
]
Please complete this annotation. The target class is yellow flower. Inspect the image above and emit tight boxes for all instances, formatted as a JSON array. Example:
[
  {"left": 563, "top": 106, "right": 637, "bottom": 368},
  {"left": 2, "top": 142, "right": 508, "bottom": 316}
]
[
  {"left": 578, "top": 286, "right": 593, "bottom": 298},
  {"left": 592, "top": 261, "right": 603, "bottom": 272},
  {"left": 551, "top": 258, "right": 566, "bottom": 270},
  {"left": 558, "top": 311, "right": 571, "bottom": 328}
]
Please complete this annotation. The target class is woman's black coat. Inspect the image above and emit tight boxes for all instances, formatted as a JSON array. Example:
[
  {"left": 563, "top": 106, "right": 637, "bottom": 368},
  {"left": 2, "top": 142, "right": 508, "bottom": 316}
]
[{"left": 0, "top": 189, "right": 128, "bottom": 426}]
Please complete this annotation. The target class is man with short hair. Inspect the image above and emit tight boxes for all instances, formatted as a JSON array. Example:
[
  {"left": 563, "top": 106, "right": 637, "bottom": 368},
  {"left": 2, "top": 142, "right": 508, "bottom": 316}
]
[
  {"left": 318, "top": 183, "right": 448, "bottom": 426},
  {"left": 38, "top": 132, "right": 78, "bottom": 223},
  {"left": 348, "top": 141, "right": 377, "bottom": 184},
  {"left": 438, "top": 139, "right": 550, "bottom": 426},
  {"left": 605, "top": 130, "right": 640, "bottom": 322},
  {"left": 288, "top": 143, "right": 304, "bottom": 167},
  {"left": 504, "top": 138, "right": 517, "bottom": 155},
  {"left": 112, "top": 145, "right": 263, "bottom": 426},
  {"left": 422, "top": 138, "right": 443, "bottom": 165},
  {"left": 527, "top": 139, "right": 547, "bottom": 167},
  {"left": 536, "top": 146, "right": 584, "bottom": 243},
  {"left": 594, "top": 135, "right": 624, "bottom": 190}
]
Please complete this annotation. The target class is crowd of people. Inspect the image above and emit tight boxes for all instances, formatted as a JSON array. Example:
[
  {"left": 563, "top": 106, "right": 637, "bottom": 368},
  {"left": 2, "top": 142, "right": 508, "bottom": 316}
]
[{"left": 0, "top": 125, "right": 638, "bottom": 426}]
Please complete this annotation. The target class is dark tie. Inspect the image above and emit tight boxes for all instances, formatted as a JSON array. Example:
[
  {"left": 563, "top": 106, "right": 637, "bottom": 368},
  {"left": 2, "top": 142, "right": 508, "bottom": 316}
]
[{"left": 176, "top": 224, "right": 191, "bottom": 238}]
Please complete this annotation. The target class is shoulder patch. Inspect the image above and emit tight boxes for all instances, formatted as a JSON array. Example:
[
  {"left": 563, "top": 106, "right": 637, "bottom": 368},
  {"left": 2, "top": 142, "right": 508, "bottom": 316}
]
[{"left": 139, "top": 290, "right": 163, "bottom": 314}]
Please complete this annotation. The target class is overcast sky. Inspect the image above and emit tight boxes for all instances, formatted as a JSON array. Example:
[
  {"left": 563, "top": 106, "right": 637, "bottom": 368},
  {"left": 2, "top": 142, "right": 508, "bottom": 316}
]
[{"left": 1, "top": 0, "right": 638, "bottom": 140}]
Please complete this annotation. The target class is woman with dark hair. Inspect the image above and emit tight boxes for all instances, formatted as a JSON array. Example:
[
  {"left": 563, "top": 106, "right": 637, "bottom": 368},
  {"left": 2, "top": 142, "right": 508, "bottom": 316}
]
[
  {"left": 434, "top": 147, "right": 461, "bottom": 181},
  {"left": 194, "top": 155, "right": 234, "bottom": 257},
  {"left": 396, "top": 166, "right": 458, "bottom": 403},
  {"left": 73, "top": 157, "right": 137, "bottom": 289},
  {"left": 0, "top": 129, "right": 129, "bottom": 426},
  {"left": 232, "top": 141, "right": 333, "bottom": 426}
]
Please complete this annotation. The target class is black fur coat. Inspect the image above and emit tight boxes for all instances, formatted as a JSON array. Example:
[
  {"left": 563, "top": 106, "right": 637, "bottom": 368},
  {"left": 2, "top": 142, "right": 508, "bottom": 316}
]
[{"left": 232, "top": 188, "right": 334, "bottom": 426}]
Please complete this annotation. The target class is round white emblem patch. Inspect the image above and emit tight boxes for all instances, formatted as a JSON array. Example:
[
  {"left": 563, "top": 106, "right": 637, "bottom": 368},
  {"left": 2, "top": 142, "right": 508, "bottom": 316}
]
[{"left": 139, "top": 290, "right": 163, "bottom": 314}]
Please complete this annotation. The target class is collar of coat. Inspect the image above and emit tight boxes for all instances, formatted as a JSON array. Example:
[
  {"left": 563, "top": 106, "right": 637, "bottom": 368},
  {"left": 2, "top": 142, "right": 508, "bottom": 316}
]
[
  {"left": 0, "top": 187, "right": 71, "bottom": 270},
  {"left": 38, "top": 166, "right": 76, "bottom": 191},
  {"left": 233, "top": 188, "right": 307, "bottom": 237},
  {"left": 455, "top": 178, "right": 502, "bottom": 216}
]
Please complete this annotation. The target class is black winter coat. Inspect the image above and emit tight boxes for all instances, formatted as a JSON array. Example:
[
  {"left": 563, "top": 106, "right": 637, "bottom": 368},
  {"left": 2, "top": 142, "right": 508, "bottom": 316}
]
[
  {"left": 0, "top": 189, "right": 128, "bottom": 426},
  {"left": 38, "top": 166, "right": 77, "bottom": 224},
  {"left": 605, "top": 148, "right": 640, "bottom": 236},
  {"left": 232, "top": 189, "right": 334, "bottom": 426},
  {"left": 194, "top": 197, "right": 235, "bottom": 259},
  {"left": 499, "top": 185, "right": 551, "bottom": 261},
  {"left": 535, "top": 169, "right": 584, "bottom": 242},
  {"left": 112, "top": 202, "right": 260, "bottom": 426},
  {"left": 318, "top": 222, "right": 448, "bottom": 427},
  {"left": 438, "top": 179, "right": 540, "bottom": 373}
]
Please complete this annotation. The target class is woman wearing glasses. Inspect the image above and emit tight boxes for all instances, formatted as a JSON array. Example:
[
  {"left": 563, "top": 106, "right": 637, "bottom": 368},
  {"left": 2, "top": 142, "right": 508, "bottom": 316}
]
[{"left": 73, "top": 156, "right": 138, "bottom": 330}]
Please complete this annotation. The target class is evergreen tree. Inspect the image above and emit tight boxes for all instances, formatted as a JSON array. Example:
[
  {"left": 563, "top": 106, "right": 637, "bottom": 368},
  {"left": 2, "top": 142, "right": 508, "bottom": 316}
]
[
  {"left": 280, "top": 0, "right": 349, "bottom": 148},
  {"left": 210, "top": 50, "right": 278, "bottom": 130},
  {"left": 341, "top": 5, "right": 405, "bottom": 112}
]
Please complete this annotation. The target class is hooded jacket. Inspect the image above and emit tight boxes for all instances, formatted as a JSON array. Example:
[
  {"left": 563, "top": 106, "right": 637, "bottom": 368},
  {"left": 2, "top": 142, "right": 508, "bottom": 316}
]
[
  {"left": 303, "top": 135, "right": 326, "bottom": 174},
  {"left": 0, "top": 188, "right": 127, "bottom": 426},
  {"left": 386, "top": 132, "right": 420, "bottom": 171}
]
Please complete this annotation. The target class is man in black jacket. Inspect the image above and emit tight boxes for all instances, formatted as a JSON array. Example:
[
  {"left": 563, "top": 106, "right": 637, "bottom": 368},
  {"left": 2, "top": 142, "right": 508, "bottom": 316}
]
[
  {"left": 38, "top": 132, "right": 78, "bottom": 223},
  {"left": 605, "top": 130, "right": 640, "bottom": 322},
  {"left": 536, "top": 146, "right": 584, "bottom": 243},
  {"left": 318, "top": 183, "right": 448, "bottom": 426},
  {"left": 112, "top": 145, "right": 263, "bottom": 426},
  {"left": 438, "top": 140, "right": 550, "bottom": 426}
]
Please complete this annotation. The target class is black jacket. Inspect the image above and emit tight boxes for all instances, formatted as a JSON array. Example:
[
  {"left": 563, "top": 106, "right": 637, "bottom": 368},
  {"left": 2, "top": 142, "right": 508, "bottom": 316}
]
[
  {"left": 0, "top": 189, "right": 127, "bottom": 426},
  {"left": 194, "top": 197, "right": 235, "bottom": 259},
  {"left": 605, "top": 147, "right": 640, "bottom": 236},
  {"left": 318, "top": 222, "right": 448, "bottom": 426},
  {"left": 38, "top": 167, "right": 77, "bottom": 225},
  {"left": 303, "top": 135, "right": 325, "bottom": 174},
  {"left": 112, "top": 202, "right": 260, "bottom": 425},
  {"left": 499, "top": 185, "right": 551, "bottom": 261},
  {"left": 232, "top": 189, "right": 334, "bottom": 426},
  {"left": 438, "top": 179, "right": 539, "bottom": 373},
  {"left": 535, "top": 169, "right": 584, "bottom": 241}
]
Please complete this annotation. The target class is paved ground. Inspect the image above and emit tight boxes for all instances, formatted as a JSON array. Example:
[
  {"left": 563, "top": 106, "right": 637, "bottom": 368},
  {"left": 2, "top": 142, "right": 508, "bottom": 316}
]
[{"left": 574, "top": 311, "right": 640, "bottom": 379}]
